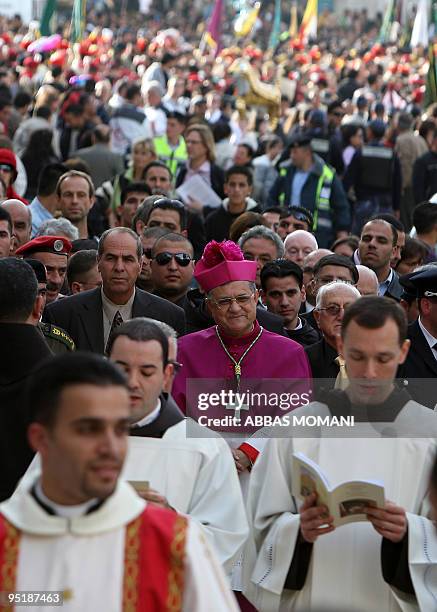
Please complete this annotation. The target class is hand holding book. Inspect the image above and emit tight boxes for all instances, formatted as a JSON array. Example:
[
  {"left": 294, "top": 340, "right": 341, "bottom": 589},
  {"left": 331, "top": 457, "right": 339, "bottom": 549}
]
[{"left": 299, "top": 492, "right": 335, "bottom": 543}]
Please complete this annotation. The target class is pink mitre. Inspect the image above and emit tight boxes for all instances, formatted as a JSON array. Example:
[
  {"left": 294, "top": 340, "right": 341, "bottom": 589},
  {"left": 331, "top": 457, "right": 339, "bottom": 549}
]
[{"left": 194, "top": 240, "right": 257, "bottom": 293}]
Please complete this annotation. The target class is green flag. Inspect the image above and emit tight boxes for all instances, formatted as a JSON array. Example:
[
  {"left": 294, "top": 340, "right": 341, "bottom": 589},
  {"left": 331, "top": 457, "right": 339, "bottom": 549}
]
[
  {"left": 71, "top": 0, "right": 86, "bottom": 43},
  {"left": 269, "top": 0, "right": 282, "bottom": 49},
  {"left": 379, "top": 0, "right": 396, "bottom": 43},
  {"left": 425, "top": 44, "right": 437, "bottom": 108},
  {"left": 40, "top": 0, "right": 57, "bottom": 36}
]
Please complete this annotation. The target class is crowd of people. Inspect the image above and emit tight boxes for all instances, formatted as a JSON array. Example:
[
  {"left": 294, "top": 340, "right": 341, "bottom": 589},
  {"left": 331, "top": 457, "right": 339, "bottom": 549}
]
[{"left": 0, "top": 3, "right": 437, "bottom": 611}]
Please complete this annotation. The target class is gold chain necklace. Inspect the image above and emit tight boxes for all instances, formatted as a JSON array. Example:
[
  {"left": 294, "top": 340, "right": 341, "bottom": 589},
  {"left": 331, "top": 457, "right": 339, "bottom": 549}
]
[{"left": 215, "top": 325, "right": 264, "bottom": 391}]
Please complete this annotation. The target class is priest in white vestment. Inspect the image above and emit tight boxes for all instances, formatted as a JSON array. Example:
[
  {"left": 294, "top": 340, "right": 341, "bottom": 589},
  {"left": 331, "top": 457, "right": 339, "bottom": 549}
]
[
  {"left": 107, "top": 317, "right": 249, "bottom": 579},
  {"left": 244, "top": 297, "right": 437, "bottom": 612},
  {"left": 1, "top": 352, "right": 238, "bottom": 611}
]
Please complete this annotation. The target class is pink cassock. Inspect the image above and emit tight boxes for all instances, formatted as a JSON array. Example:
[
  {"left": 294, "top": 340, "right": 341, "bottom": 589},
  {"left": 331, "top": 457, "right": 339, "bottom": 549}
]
[{"left": 173, "top": 323, "right": 312, "bottom": 438}]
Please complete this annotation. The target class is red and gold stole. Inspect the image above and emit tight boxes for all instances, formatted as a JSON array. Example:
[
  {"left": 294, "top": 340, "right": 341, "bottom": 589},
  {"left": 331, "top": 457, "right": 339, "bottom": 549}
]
[
  {"left": 0, "top": 507, "right": 188, "bottom": 612},
  {"left": 0, "top": 514, "right": 20, "bottom": 612},
  {"left": 123, "top": 506, "right": 188, "bottom": 612}
]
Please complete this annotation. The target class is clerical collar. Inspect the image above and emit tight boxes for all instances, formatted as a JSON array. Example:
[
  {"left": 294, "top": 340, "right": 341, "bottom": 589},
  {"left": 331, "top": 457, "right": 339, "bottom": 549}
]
[
  {"left": 218, "top": 319, "right": 261, "bottom": 347},
  {"left": 33, "top": 480, "right": 101, "bottom": 518},
  {"left": 325, "top": 386, "right": 411, "bottom": 422},
  {"left": 131, "top": 399, "right": 161, "bottom": 428}
]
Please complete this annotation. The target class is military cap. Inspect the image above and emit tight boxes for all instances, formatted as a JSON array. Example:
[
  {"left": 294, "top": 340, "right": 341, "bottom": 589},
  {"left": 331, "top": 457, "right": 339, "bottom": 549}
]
[
  {"left": 15, "top": 235, "right": 72, "bottom": 257},
  {"left": 408, "top": 266, "right": 437, "bottom": 298},
  {"left": 288, "top": 132, "right": 313, "bottom": 148},
  {"left": 25, "top": 258, "right": 47, "bottom": 283}
]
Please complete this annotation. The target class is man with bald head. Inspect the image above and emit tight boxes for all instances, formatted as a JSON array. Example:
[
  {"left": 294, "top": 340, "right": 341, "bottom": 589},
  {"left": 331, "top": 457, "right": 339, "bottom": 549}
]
[
  {"left": 305, "top": 281, "right": 361, "bottom": 387},
  {"left": 43, "top": 227, "right": 186, "bottom": 353},
  {"left": 150, "top": 233, "right": 195, "bottom": 307},
  {"left": 302, "top": 248, "right": 332, "bottom": 311},
  {"left": 356, "top": 264, "right": 379, "bottom": 296},
  {"left": 1, "top": 199, "right": 31, "bottom": 252},
  {"left": 284, "top": 230, "right": 318, "bottom": 268}
]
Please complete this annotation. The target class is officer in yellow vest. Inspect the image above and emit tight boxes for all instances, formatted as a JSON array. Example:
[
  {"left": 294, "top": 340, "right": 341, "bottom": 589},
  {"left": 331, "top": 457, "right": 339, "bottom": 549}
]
[
  {"left": 267, "top": 132, "right": 351, "bottom": 247},
  {"left": 153, "top": 111, "right": 188, "bottom": 177}
]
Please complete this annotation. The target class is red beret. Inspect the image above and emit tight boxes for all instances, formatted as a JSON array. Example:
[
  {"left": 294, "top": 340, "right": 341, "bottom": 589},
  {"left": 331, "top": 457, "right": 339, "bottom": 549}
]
[
  {"left": 0, "top": 149, "right": 16, "bottom": 171},
  {"left": 16, "top": 235, "right": 72, "bottom": 257}
]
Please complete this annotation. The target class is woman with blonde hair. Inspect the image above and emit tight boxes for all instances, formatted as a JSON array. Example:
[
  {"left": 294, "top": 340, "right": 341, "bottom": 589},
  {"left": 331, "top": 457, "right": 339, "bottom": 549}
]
[
  {"left": 175, "top": 124, "right": 225, "bottom": 208},
  {"left": 110, "top": 137, "right": 157, "bottom": 212}
]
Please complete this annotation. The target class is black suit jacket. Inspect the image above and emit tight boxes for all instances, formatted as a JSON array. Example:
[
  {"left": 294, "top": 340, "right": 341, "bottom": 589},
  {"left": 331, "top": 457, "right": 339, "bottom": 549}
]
[
  {"left": 305, "top": 338, "right": 339, "bottom": 393},
  {"left": 0, "top": 323, "right": 52, "bottom": 500},
  {"left": 398, "top": 320, "right": 437, "bottom": 408},
  {"left": 43, "top": 288, "right": 186, "bottom": 354}
]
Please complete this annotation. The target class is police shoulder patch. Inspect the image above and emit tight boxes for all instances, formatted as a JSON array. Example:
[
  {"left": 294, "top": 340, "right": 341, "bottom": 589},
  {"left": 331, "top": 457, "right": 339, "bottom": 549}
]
[{"left": 41, "top": 323, "right": 75, "bottom": 351}]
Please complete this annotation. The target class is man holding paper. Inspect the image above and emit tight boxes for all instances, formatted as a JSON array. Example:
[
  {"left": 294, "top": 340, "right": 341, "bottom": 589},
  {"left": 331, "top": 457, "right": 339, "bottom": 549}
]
[{"left": 244, "top": 296, "right": 437, "bottom": 612}]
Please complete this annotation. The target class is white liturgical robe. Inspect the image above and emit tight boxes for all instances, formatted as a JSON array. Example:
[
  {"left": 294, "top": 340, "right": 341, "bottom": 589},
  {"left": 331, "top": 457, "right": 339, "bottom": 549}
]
[
  {"left": 15, "top": 419, "right": 249, "bottom": 581},
  {"left": 123, "top": 419, "right": 249, "bottom": 577},
  {"left": 0, "top": 480, "right": 239, "bottom": 612},
  {"left": 243, "top": 400, "right": 437, "bottom": 612}
]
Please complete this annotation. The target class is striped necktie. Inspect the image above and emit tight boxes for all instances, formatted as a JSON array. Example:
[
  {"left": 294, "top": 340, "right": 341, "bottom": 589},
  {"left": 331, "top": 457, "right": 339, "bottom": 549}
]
[{"left": 105, "top": 310, "right": 123, "bottom": 354}]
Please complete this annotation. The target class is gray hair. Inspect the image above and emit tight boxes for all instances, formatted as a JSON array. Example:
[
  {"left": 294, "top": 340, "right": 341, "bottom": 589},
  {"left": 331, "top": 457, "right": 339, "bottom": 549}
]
[
  {"left": 238, "top": 225, "right": 285, "bottom": 258},
  {"left": 98, "top": 227, "right": 143, "bottom": 260},
  {"left": 315, "top": 281, "right": 361, "bottom": 310},
  {"left": 35, "top": 217, "right": 79, "bottom": 241}
]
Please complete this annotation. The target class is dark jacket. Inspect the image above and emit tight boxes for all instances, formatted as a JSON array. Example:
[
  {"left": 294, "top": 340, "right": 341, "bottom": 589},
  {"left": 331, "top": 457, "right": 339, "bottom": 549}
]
[
  {"left": 175, "top": 163, "right": 226, "bottom": 200},
  {"left": 0, "top": 323, "right": 52, "bottom": 501},
  {"left": 267, "top": 155, "right": 351, "bottom": 247},
  {"left": 182, "top": 288, "right": 287, "bottom": 336},
  {"left": 301, "top": 310, "right": 322, "bottom": 341},
  {"left": 343, "top": 142, "right": 402, "bottom": 211},
  {"left": 305, "top": 337, "right": 339, "bottom": 393},
  {"left": 412, "top": 150, "right": 437, "bottom": 205},
  {"left": 397, "top": 320, "right": 437, "bottom": 408},
  {"left": 285, "top": 317, "right": 320, "bottom": 347},
  {"left": 205, "top": 198, "right": 261, "bottom": 242},
  {"left": 43, "top": 288, "right": 186, "bottom": 354},
  {"left": 384, "top": 271, "right": 403, "bottom": 302}
]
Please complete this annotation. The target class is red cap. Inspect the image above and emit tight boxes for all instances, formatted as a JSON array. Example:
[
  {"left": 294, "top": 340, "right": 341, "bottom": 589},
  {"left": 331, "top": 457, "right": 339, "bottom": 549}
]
[
  {"left": 0, "top": 148, "right": 16, "bottom": 171},
  {"left": 194, "top": 240, "right": 257, "bottom": 293},
  {"left": 16, "top": 235, "right": 72, "bottom": 257}
]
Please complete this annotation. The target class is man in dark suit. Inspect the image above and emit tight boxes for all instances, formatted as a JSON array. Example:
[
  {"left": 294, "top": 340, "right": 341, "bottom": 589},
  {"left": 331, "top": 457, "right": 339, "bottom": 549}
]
[
  {"left": 358, "top": 219, "right": 403, "bottom": 300},
  {"left": 44, "top": 228, "right": 185, "bottom": 353},
  {"left": 398, "top": 266, "right": 437, "bottom": 408},
  {"left": 305, "top": 281, "right": 360, "bottom": 392}
]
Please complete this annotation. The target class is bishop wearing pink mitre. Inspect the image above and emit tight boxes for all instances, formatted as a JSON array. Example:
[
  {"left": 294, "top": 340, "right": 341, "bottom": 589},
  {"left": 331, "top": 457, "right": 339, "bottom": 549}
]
[{"left": 172, "top": 240, "right": 311, "bottom": 479}]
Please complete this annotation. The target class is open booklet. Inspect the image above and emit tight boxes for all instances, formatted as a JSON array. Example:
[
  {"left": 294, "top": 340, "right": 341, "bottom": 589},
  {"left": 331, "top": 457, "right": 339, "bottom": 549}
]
[{"left": 292, "top": 452, "right": 385, "bottom": 527}]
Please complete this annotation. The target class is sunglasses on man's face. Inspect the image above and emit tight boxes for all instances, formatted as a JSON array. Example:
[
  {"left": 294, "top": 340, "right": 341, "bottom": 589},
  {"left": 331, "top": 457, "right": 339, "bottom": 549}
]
[{"left": 153, "top": 252, "right": 192, "bottom": 267}]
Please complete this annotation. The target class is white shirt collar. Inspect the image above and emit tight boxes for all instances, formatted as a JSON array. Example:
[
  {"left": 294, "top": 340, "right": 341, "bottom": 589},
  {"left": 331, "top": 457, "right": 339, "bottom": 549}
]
[
  {"left": 101, "top": 288, "right": 135, "bottom": 323},
  {"left": 294, "top": 317, "right": 303, "bottom": 330},
  {"left": 378, "top": 268, "right": 393, "bottom": 296},
  {"left": 131, "top": 399, "right": 161, "bottom": 428},
  {"left": 418, "top": 317, "right": 437, "bottom": 357}
]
